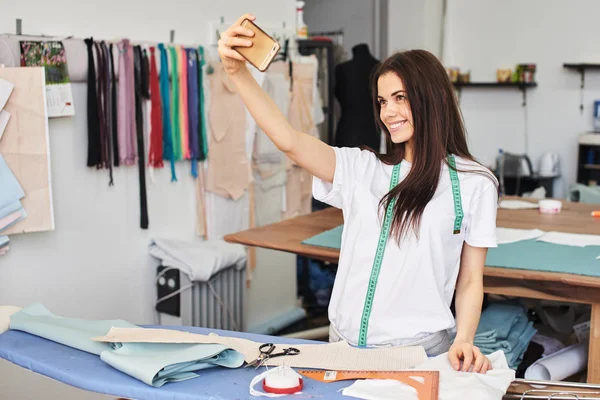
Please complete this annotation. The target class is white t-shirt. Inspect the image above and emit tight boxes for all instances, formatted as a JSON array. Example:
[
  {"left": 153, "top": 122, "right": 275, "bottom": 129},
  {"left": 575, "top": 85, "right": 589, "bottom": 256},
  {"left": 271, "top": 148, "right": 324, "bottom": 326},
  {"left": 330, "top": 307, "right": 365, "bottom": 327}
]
[{"left": 312, "top": 147, "right": 498, "bottom": 346}]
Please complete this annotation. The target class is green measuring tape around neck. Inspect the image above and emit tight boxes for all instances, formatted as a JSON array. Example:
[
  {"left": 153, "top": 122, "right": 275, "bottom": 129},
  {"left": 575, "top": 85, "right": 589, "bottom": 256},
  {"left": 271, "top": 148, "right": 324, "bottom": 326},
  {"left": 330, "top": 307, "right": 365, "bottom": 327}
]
[
  {"left": 447, "top": 155, "right": 464, "bottom": 234},
  {"left": 357, "top": 155, "right": 463, "bottom": 347}
]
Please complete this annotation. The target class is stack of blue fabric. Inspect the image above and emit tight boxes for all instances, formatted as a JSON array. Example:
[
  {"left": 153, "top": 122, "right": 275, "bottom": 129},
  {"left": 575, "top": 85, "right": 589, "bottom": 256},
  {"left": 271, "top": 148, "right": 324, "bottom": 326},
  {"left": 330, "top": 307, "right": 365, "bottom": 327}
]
[
  {"left": 0, "top": 153, "right": 26, "bottom": 253},
  {"left": 474, "top": 303, "right": 537, "bottom": 369}
]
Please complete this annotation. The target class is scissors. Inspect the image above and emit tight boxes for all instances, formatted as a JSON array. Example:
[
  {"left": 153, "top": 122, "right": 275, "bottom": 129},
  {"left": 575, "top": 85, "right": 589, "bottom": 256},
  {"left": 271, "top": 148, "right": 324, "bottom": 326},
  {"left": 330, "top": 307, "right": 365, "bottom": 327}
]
[{"left": 245, "top": 343, "right": 300, "bottom": 369}]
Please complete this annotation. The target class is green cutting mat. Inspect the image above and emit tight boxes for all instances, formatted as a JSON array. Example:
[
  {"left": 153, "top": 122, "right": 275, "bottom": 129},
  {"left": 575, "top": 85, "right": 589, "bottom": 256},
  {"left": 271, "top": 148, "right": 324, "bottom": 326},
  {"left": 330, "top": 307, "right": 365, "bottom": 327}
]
[{"left": 301, "top": 225, "right": 600, "bottom": 277}]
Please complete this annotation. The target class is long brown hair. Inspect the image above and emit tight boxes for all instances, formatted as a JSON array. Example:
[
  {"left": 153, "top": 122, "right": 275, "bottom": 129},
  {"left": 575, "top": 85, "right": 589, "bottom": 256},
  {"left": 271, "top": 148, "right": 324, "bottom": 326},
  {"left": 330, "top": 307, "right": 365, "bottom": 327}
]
[{"left": 369, "top": 49, "right": 494, "bottom": 242}]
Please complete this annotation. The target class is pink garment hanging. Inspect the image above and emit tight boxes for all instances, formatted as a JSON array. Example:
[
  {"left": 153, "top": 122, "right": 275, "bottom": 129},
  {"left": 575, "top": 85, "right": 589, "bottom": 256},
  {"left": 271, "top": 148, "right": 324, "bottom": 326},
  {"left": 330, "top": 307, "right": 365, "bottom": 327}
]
[
  {"left": 205, "top": 64, "right": 249, "bottom": 200},
  {"left": 117, "top": 39, "right": 138, "bottom": 165},
  {"left": 179, "top": 46, "right": 190, "bottom": 159}
]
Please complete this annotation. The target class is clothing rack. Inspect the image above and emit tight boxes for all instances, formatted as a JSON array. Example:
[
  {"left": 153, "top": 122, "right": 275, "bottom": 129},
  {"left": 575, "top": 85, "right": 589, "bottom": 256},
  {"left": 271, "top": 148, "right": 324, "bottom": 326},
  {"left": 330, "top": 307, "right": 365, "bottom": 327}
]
[
  {"left": 297, "top": 39, "right": 335, "bottom": 146},
  {"left": 0, "top": 31, "right": 203, "bottom": 83},
  {"left": 309, "top": 29, "right": 344, "bottom": 47}
]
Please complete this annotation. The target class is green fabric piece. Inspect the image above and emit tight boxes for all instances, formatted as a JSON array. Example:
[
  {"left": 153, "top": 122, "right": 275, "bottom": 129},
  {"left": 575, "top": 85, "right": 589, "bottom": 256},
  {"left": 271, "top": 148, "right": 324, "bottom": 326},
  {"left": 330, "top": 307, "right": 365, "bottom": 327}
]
[
  {"left": 569, "top": 183, "right": 600, "bottom": 204},
  {"left": 302, "top": 224, "right": 343, "bottom": 249},
  {"left": 302, "top": 226, "right": 600, "bottom": 277},
  {"left": 168, "top": 46, "right": 182, "bottom": 161},
  {"left": 10, "top": 303, "right": 245, "bottom": 387}
]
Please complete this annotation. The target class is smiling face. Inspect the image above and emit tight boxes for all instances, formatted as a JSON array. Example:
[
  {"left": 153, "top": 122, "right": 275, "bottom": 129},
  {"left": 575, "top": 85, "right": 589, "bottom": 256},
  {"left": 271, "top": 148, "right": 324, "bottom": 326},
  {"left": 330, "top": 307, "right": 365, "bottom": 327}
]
[{"left": 377, "top": 72, "right": 414, "bottom": 144}]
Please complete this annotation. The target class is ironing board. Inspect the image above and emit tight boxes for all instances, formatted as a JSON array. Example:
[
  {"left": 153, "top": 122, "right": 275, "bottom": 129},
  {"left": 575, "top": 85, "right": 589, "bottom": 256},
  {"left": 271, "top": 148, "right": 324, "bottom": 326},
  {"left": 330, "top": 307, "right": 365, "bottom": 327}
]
[{"left": 0, "top": 325, "right": 351, "bottom": 400}]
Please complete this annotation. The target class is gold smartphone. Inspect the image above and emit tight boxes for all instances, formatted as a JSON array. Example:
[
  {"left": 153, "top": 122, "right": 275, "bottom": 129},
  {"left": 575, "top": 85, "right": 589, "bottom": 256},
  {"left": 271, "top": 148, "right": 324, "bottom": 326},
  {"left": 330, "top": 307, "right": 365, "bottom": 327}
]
[{"left": 233, "top": 19, "right": 281, "bottom": 72}]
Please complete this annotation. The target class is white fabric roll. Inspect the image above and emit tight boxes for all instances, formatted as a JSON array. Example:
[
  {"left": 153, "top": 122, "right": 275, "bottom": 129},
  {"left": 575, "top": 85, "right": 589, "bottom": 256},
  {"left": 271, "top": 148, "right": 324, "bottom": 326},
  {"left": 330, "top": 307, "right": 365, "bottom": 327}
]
[{"left": 524, "top": 343, "right": 588, "bottom": 381}]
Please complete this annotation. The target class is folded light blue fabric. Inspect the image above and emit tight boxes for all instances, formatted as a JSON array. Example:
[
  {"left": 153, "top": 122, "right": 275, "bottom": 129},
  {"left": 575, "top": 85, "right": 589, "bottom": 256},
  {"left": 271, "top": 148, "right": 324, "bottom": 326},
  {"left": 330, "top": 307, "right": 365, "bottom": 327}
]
[
  {"left": 474, "top": 303, "right": 537, "bottom": 369},
  {"left": 476, "top": 303, "right": 524, "bottom": 340},
  {"left": 10, "top": 303, "right": 245, "bottom": 387},
  {"left": 10, "top": 302, "right": 137, "bottom": 355},
  {"left": 102, "top": 342, "right": 244, "bottom": 387},
  {"left": 301, "top": 224, "right": 343, "bottom": 249},
  {"left": 0, "top": 154, "right": 25, "bottom": 215}
]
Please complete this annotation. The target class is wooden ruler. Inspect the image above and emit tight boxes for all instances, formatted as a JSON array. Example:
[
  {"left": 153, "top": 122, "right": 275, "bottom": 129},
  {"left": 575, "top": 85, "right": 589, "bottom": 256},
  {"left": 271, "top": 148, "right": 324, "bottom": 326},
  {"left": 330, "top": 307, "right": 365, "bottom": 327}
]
[{"left": 297, "top": 370, "right": 439, "bottom": 400}]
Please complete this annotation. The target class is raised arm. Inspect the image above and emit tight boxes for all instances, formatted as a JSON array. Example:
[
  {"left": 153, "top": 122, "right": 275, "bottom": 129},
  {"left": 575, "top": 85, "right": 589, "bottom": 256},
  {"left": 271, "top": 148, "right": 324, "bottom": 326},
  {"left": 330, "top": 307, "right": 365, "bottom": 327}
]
[{"left": 218, "top": 14, "right": 336, "bottom": 183}]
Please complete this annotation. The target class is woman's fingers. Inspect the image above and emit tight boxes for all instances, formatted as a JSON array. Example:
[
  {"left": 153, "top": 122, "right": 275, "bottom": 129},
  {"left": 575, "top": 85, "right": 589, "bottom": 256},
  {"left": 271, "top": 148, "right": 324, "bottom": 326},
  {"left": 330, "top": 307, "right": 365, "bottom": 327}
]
[
  {"left": 219, "top": 48, "right": 246, "bottom": 61},
  {"left": 472, "top": 349, "right": 485, "bottom": 373},
  {"left": 229, "top": 25, "right": 255, "bottom": 38},
  {"left": 221, "top": 36, "right": 253, "bottom": 48}
]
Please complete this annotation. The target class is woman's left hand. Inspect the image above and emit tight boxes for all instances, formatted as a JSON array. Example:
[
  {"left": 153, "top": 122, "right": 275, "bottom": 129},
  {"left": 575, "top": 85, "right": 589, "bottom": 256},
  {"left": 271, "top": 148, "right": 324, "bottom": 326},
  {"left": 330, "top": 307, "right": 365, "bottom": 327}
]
[{"left": 447, "top": 339, "right": 492, "bottom": 374}]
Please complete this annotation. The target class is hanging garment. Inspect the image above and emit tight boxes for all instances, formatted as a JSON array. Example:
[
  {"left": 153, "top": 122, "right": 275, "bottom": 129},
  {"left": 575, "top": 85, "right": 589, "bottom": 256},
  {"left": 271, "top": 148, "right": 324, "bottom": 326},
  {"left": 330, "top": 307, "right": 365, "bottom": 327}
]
[
  {"left": 186, "top": 48, "right": 200, "bottom": 178},
  {"left": 195, "top": 163, "right": 208, "bottom": 238},
  {"left": 253, "top": 164, "right": 287, "bottom": 227},
  {"left": 253, "top": 61, "right": 290, "bottom": 164},
  {"left": 205, "top": 64, "right": 249, "bottom": 200},
  {"left": 117, "top": 39, "right": 137, "bottom": 165},
  {"left": 93, "top": 42, "right": 107, "bottom": 169},
  {"left": 288, "top": 60, "right": 319, "bottom": 139},
  {"left": 109, "top": 43, "right": 119, "bottom": 168},
  {"left": 334, "top": 44, "right": 380, "bottom": 150},
  {"left": 158, "top": 44, "right": 176, "bottom": 181},
  {"left": 197, "top": 47, "right": 208, "bottom": 161},
  {"left": 84, "top": 37, "right": 101, "bottom": 168},
  {"left": 133, "top": 45, "right": 149, "bottom": 229},
  {"left": 148, "top": 47, "right": 163, "bottom": 168},
  {"left": 168, "top": 46, "right": 182, "bottom": 161},
  {"left": 178, "top": 46, "right": 190, "bottom": 160},
  {"left": 282, "top": 165, "right": 312, "bottom": 220},
  {"left": 142, "top": 48, "right": 152, "bottom": 168},
  {"left": 99, "top": 42, "right": 114, "bottom": 185},
  {"left": 283, "top": 60, "right": 320, "bottom": 218}
]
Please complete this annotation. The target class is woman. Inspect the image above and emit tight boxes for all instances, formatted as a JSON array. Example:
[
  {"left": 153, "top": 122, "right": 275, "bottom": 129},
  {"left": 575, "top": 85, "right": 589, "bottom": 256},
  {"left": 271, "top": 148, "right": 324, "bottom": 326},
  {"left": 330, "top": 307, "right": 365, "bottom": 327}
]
[{"left": 218, "top": 14, "right": 498, "bottom": 374}]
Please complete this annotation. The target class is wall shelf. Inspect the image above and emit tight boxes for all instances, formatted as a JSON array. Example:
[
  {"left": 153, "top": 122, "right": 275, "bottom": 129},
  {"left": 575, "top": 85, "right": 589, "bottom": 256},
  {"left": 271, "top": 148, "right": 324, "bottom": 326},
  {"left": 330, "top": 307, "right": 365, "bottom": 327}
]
[
  {"left": 563, "top": 63, "right": 600, "bottom": 113},
  {"left": 452, "top": 82, "right": 537, "bottom": 106}
]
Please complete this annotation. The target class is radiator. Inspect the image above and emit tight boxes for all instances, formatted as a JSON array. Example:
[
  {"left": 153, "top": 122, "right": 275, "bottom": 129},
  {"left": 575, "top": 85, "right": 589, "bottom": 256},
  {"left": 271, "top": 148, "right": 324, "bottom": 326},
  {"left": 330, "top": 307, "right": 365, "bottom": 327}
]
[{"left": 156, "top": 264, "right": 246, "bottom": 331}]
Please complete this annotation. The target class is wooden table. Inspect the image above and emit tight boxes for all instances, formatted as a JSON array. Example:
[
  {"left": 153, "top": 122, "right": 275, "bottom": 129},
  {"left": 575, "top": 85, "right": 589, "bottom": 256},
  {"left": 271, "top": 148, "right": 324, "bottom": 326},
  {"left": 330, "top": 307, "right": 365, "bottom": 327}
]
[{"left": 225, "top": 199, "right": 600, "bottom": 383}]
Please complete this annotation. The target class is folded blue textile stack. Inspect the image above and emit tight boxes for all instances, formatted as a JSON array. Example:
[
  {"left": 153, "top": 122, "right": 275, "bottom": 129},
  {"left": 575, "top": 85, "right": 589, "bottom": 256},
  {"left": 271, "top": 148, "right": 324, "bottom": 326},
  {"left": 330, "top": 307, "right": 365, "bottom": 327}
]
[
  {"left": 9, "top": 303, "right": 245, "bottom": 387},
  {"left": 0, "top": 153, "right": 26, "bottom": 253},
  {"left": 474, "top": 303, "right": 537, "bottom": 369}
]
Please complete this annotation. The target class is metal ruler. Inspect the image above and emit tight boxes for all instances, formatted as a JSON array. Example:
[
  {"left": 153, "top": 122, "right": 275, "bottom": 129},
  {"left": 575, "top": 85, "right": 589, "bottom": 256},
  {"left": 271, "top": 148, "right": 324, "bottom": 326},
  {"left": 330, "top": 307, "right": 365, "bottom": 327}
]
[{"left": 298, "top": 369, "right": 439, "bottom": 400}]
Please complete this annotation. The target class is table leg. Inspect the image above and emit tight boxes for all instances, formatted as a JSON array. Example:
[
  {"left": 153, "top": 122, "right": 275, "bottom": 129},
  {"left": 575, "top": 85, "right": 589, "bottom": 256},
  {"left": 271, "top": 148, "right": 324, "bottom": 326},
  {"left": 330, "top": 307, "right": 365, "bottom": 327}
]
[{"left": 588, "top": 303, "right": 600, "bottom": 383}]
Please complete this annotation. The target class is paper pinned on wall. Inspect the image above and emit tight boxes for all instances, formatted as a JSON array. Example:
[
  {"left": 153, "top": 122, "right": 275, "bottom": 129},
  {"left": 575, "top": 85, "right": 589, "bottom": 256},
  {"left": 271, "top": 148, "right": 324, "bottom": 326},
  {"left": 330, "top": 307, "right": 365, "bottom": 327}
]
[
  {"left": 19, "top": 41, "right": 75, "bottom": 118},
  {"left": 0, "top": 67, "right": 54, "bottom": 235},
  {"left": 0, "top": 110, "right": 10, "bottom": 141},
  {"left": 92, "top": 327, "right": 428, "bottom": 371},
  {"left": 0, "top": 79, "right": 14, "bottom": 111}
]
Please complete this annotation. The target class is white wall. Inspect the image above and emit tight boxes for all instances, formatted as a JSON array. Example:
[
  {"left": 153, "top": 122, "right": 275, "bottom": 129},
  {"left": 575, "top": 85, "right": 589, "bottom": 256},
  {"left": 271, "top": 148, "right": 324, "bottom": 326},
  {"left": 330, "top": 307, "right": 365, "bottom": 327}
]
[
  {"left": 386, "top": 0, "right": 600, "bottom": 197},
  {"left": 304, "top": 0, "right": 375, "bottom": 60},
  {"left": 0, "top": 0, "right": 296, "bottom": 328},
  {"left": 387, "top": 0, "right": 443, "bottom": 56},
  {"left": 443, "top": 0, "right": 600, "bottom": 196}
]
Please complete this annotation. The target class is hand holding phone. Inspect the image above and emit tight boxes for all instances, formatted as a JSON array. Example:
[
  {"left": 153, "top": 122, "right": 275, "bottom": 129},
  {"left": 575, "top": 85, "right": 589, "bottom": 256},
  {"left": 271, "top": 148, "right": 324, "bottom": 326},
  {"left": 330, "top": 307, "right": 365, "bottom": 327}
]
[{"left": 232, "top": 19, "right": 281, "bottom": 72}]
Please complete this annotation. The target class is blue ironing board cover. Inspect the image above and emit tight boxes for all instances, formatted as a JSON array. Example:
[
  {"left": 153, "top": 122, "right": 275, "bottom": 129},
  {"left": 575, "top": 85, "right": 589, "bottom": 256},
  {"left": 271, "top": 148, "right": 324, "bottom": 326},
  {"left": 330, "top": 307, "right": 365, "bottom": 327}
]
[
  {"left": 0, "top": 326, "right": 351, "bottom": 400},
  {"left": 302, "top": 225, "right": 600, "bottom": 277}
]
